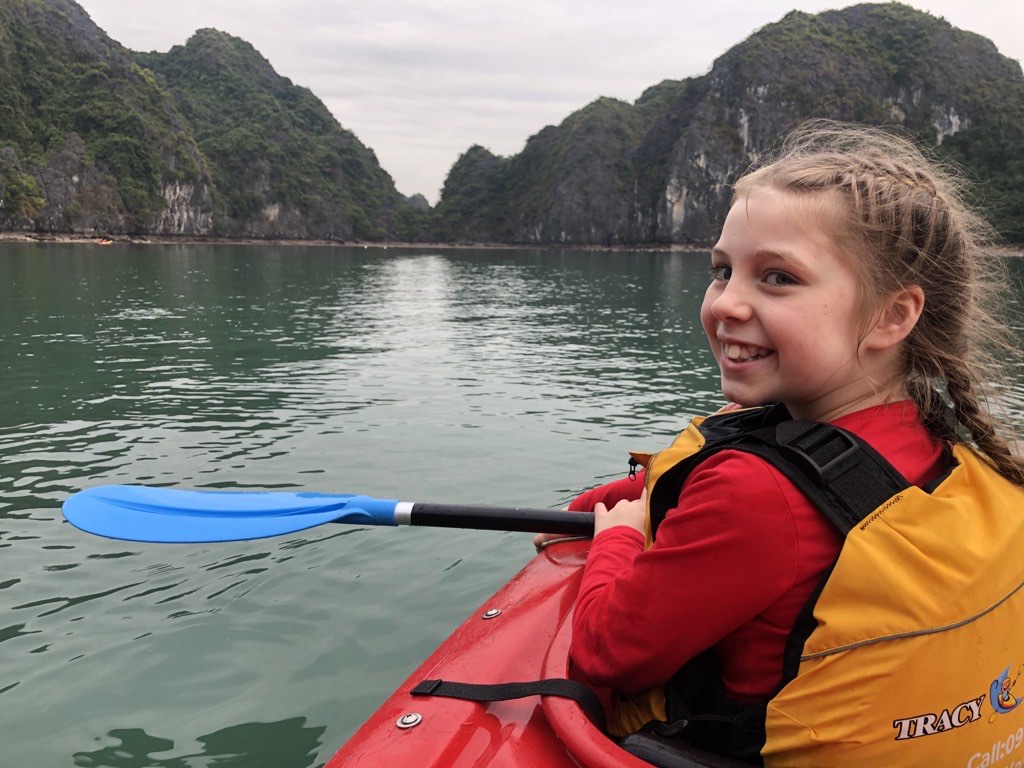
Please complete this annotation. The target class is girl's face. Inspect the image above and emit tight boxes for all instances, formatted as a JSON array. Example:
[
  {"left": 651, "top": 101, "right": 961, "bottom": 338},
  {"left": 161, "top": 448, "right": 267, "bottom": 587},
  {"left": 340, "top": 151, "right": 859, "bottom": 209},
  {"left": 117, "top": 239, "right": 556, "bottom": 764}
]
[{"left": 701, "top": 187, "right": 897, "bottom": 422}]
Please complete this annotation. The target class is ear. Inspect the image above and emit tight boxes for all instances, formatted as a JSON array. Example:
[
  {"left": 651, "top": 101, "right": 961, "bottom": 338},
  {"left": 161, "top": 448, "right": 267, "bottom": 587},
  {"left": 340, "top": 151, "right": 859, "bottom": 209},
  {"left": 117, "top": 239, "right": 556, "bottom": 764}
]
[{"left": 862, "top": 285, "right": 925, "bottom": 351}]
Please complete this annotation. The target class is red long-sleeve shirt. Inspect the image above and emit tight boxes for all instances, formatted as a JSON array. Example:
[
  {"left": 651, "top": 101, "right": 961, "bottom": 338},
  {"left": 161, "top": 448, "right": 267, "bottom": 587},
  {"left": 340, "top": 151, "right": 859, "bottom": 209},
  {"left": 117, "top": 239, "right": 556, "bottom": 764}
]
[{"left": 570, "top": 402, "right": 945, "bottom": 704}]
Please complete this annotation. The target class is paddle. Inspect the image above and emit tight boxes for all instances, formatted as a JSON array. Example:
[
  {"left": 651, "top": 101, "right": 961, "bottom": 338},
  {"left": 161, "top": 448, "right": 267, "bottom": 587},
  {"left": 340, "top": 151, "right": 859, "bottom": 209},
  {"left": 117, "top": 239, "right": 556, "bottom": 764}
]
[{"left": 61, "top": 485, "right": 595, "bottom": 543}]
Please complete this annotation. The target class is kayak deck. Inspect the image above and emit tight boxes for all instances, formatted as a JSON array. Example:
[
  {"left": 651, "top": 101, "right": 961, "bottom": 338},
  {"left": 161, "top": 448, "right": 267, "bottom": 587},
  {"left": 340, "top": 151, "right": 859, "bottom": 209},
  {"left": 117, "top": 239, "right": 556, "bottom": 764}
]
[{"left": 327, "top": 538, "right": 651, "bottom": 767}]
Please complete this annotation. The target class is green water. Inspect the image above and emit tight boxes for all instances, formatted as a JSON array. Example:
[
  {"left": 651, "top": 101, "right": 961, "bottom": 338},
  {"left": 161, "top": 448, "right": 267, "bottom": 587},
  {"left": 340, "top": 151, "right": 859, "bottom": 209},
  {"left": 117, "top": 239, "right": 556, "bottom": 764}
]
[
  {"left": 0, "top": 243, "right": 732, "bottom": 767},
  {"left": 7, "top": 243, "right": 1023, "bottom": 767}
]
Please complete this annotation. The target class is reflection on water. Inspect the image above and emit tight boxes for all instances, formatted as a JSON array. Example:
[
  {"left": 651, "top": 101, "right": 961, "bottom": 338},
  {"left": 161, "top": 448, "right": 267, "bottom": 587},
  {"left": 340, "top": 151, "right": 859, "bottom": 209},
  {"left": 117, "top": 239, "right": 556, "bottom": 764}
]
[
  {"left": 73, "top": 718, "right": 324, "bottom": 768},
  {"left": 2, "top": 243, "right": 1022, "bottom": 766}
]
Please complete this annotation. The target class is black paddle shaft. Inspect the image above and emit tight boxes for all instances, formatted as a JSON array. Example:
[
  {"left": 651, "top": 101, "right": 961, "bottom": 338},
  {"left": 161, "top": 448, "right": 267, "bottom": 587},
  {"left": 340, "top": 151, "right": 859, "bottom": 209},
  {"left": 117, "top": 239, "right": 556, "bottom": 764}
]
[{"left": 409, "top": 503, "right": 594, "bottom": 534}]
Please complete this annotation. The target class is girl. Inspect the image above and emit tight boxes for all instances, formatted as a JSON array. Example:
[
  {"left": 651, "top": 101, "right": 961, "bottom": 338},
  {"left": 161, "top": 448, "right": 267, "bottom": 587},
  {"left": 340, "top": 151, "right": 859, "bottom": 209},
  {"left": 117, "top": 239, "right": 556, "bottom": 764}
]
[{"left": 551, "top": 121, "right": 1024, "bottom": 764}]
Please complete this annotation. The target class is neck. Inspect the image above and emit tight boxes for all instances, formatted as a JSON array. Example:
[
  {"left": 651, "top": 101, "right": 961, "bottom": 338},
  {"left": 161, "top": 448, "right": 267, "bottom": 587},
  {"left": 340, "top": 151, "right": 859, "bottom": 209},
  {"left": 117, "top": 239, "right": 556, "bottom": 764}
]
[{"left": 787, "top": 375, "right": 910, "bottom": 423}]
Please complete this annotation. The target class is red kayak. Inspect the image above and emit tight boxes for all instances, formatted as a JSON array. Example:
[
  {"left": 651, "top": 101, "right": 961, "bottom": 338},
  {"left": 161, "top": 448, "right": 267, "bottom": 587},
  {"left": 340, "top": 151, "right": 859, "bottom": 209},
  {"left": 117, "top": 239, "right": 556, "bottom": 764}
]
[{"left": 327, "top": 538, "right": 654, "bottom": 767}]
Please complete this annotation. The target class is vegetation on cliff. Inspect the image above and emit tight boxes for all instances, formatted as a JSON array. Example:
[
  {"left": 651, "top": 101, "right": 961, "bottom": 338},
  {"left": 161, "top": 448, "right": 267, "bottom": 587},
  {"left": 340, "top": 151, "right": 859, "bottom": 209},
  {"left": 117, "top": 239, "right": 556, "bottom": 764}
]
[
  {"left": 138, "top": 29, "right": 424, "bottom": 240},
  {"left": 0, "top": 0, "right": 420, "bottom": 239},
  {"left": 0, "top": 0, "right": 207, "bottom": 232},
  {"left": 436, "top": 2, "right": 1024, "bottom": 244},
  {"left": 0, "top": 1, "right": 1021, "bottom": 243}
]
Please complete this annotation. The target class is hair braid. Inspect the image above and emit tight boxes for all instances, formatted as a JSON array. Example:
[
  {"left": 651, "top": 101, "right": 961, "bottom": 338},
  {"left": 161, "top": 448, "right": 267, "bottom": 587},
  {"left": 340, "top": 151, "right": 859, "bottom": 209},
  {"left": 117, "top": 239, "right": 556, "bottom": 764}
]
[{"left": 945, "top": 362, "right": 1024, "bottom": 484}]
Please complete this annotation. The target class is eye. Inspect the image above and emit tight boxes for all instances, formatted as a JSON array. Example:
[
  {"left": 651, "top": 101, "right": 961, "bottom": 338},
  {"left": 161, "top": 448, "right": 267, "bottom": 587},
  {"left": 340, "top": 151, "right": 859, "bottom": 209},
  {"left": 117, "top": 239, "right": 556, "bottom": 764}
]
[
  {"left": 710, "top": 264, "right": 731, "bottom": 281},
  {"left": 764, "top": 270, "right": 798, "bottom": 287}
]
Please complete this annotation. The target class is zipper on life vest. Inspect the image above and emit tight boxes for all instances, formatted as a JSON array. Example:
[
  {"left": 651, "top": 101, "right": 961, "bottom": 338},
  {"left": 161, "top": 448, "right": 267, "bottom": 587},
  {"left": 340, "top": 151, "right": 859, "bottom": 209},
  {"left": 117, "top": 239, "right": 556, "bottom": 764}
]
[{"left": 628, "top": 457, "right": 639, "bottom": 480}]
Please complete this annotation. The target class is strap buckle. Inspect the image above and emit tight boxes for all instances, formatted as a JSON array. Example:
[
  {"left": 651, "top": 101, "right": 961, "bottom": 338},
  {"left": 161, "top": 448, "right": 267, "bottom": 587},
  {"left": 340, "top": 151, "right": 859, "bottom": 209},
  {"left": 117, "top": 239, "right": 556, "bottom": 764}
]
[{"left": 775, "top": 420, "right": 861, "bottom": 485}]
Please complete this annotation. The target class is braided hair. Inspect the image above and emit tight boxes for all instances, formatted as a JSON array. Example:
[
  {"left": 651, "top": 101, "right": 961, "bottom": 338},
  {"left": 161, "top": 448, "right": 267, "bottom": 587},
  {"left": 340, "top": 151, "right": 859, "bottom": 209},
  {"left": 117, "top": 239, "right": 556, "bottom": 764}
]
[{"left": 734, "top": 120, "right": 1024, "bottom": 485}]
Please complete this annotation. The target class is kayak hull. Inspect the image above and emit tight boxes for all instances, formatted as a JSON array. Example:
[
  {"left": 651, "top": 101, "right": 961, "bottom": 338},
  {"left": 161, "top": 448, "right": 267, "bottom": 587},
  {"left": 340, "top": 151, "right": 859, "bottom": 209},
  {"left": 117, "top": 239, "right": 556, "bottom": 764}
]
[{"left": 327, "top": 539, "right": 649, "bottom": 767}]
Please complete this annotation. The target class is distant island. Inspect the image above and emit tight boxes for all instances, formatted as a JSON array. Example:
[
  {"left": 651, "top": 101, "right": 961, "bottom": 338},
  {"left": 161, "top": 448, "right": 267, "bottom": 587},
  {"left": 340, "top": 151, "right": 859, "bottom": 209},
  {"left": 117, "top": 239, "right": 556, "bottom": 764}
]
[{"left": 1, "top": 0, "right": 1022, "bottom": 245}]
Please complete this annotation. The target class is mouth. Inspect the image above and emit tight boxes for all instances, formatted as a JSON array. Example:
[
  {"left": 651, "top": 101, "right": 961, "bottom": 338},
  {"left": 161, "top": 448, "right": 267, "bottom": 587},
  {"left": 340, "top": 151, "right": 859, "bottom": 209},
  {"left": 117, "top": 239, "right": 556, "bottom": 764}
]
[{"left": 721, "top": 343, "right": 773, "bottom": 362}]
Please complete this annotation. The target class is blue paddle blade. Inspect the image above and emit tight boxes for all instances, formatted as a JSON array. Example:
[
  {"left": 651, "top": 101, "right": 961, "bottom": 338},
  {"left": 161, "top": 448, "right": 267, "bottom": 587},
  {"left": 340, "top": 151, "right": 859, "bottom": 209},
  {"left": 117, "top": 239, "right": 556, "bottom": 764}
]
[{"left": 62, "top": 485, "right": 400, "bottom": 543}]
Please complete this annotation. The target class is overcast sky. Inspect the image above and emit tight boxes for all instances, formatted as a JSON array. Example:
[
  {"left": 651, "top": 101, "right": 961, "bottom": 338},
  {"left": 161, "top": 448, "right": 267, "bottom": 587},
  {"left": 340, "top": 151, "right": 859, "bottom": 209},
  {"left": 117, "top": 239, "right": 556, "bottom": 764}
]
[{"left": 75, "top": 1, "right": 1024, "bottom": 204}]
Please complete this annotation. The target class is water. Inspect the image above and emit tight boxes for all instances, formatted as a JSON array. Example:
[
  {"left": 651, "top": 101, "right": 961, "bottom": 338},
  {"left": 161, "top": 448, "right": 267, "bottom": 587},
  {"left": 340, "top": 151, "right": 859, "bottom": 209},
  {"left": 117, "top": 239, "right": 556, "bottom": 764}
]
[
  {"left": 6, "top": 243, "right": 1024, "bottom": 767},
  {"left": 0, "top": 243, "right": 732, "bottom": 767}
]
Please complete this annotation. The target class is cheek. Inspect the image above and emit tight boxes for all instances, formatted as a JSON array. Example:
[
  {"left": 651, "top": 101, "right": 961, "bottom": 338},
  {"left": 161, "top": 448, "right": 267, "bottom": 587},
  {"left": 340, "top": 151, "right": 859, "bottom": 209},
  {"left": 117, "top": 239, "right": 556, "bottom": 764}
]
[
  {"left": 822, "top": 299, "right": 866, "bottom": 346},
  {"left": 699, "top": 293, "right": 717, "bottom": 341}
]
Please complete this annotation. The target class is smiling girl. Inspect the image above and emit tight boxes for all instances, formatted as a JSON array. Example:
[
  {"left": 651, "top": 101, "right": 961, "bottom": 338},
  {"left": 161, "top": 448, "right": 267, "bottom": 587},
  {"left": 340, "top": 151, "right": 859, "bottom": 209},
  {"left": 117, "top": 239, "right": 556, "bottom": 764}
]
[{"left": 555, "top": 121, "right": 1024, "bottom": 765}]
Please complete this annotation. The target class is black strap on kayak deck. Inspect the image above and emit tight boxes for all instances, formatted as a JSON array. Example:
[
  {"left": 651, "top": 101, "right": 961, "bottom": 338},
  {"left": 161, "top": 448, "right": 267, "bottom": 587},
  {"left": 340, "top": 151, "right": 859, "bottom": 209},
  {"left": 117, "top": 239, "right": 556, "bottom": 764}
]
[{"left": 411, "top": 678, "right": 607, "bottom": 732}]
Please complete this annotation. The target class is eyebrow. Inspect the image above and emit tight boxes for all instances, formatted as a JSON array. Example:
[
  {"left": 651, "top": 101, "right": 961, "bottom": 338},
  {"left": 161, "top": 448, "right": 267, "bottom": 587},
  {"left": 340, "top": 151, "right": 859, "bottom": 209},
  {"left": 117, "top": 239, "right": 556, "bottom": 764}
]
[{"left": 711, "top": 246, "right": 800, "bottom": 266}]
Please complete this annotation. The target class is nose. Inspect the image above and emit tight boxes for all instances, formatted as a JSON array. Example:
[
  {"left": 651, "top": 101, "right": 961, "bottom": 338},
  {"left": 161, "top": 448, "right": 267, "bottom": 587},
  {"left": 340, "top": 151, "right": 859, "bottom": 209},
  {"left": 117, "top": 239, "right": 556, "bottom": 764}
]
[{"left": 708, "top": 278, "right": 753, "bottom": 323}]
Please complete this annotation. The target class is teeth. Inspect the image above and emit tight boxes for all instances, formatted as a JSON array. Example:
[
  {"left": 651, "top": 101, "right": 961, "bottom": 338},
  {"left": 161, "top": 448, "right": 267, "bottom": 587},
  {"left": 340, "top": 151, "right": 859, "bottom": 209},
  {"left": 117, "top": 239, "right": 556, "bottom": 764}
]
[{"left": 724, "top": 344, "right": 768, "bottom": 361}]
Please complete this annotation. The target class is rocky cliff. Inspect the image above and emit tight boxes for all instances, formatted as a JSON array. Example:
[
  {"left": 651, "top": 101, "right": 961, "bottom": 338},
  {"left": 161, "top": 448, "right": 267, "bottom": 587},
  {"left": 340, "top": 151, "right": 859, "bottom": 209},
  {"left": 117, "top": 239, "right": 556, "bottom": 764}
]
[
  {"left": 0, "top": 0, "right": 213, "bottom": 235},
  {"left": 0, "top": 0, "right": 421, "bottom": 239},
  {"left": 1, "top": 1, "right": 1021, "bottom": 244},
  {"left": 436, "top": 3, "right": 1024, "bottom": 244},
  {"left": 138, "top": 29, "right": 420, "bottom": 241}
]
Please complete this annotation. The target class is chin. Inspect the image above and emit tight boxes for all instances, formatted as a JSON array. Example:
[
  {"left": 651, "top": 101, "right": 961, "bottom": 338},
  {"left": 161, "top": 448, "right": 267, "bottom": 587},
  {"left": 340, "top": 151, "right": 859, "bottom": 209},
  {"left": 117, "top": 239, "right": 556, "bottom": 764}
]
[
  {"left": 720, "top": 385, "right": 752, "bottom": 407},
  {"left": 721, "top": 389, "right": 769, "bottom": 409}
]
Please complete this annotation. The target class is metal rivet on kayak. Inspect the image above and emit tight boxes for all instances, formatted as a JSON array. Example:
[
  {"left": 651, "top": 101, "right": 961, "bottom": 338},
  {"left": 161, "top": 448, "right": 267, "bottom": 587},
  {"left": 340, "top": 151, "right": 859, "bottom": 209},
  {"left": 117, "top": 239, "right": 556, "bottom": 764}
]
[
  {"left": 482, "top": 608, "right": 502, "bottom": 619},
  {"left": 396, "top": 712, "right": 422, "bottom": 729}
]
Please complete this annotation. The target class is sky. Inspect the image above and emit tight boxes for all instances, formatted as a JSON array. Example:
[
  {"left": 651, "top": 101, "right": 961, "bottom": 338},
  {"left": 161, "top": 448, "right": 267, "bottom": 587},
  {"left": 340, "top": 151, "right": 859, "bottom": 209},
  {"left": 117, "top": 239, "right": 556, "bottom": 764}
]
[{"left": 75, "top": 1, "right": 1024, "bottom": 204}]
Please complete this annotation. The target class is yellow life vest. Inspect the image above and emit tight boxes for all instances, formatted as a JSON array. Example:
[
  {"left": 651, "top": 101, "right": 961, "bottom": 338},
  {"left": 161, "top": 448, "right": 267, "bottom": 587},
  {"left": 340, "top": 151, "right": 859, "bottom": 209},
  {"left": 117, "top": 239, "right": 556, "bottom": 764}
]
[
  {"left": 765, "top": 441, "right": 1024, "bottom": 767},
  {"left": 614, "top": 405, "right": 1024, "bottom": 767}
]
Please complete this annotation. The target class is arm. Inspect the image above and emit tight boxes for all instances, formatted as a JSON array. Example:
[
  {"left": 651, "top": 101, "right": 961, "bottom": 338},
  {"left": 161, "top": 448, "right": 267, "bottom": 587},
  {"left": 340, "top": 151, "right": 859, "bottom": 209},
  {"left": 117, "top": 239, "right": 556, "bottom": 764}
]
[{"left": 569, "top": 451, "right": 805, "bottom": 694}]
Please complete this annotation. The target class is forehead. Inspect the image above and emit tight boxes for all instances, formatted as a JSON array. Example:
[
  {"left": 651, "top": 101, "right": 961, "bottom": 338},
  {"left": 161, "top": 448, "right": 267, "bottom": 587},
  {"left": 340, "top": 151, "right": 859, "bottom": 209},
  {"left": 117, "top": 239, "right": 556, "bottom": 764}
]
[{"left": 716, "top": 187, "right": 849, "bottom": 259}]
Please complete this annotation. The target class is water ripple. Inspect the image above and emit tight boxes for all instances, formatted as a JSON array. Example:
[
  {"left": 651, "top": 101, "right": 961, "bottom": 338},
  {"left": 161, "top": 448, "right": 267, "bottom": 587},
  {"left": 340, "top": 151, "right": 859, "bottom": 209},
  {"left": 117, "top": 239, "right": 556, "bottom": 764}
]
[{"left": 4, "top": 244, "right": 1020, "bottom": 766}]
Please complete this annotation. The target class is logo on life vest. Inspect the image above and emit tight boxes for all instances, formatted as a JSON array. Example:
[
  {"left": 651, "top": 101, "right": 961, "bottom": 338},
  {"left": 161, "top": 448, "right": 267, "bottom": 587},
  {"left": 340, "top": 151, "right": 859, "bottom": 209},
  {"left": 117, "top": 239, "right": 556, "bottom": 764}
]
[
  {"left": 892, "top": 696, "right": 987, "bottom": 740},
  {"left": 988, "top": 663, "right": 1023, "bottom": 722},
  {"left": 892, "top": 662, "right": 1023, "bottom": 740}
]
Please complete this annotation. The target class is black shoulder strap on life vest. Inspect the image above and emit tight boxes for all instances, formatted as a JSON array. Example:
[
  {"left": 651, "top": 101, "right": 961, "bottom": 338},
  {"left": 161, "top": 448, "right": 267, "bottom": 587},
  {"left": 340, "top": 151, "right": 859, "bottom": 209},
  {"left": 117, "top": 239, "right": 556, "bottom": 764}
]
[
  {"left": 650, "top": 406, "right": 912, "bottom": 539},
  {"left": 741, "top": 418, "right": 912, "bottom": 535}
]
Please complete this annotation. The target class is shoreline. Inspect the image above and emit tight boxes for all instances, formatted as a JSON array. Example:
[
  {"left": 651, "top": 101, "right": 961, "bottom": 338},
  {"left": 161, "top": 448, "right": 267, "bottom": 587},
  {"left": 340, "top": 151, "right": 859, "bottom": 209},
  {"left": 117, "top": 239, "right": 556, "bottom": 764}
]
[
  {"left": 0, "top": 231, "right": 709, "bottom": 253},
  {"left": 2, "top": 231, "right": 1020, "bottom": 258}
]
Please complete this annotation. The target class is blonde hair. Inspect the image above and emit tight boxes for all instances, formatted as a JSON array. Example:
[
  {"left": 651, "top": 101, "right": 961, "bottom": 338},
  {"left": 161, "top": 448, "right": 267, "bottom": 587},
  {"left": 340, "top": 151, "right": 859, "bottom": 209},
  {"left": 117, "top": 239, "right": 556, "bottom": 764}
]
[{"left": 734, "top": 120, "right": 1024, "bottom": 484}]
